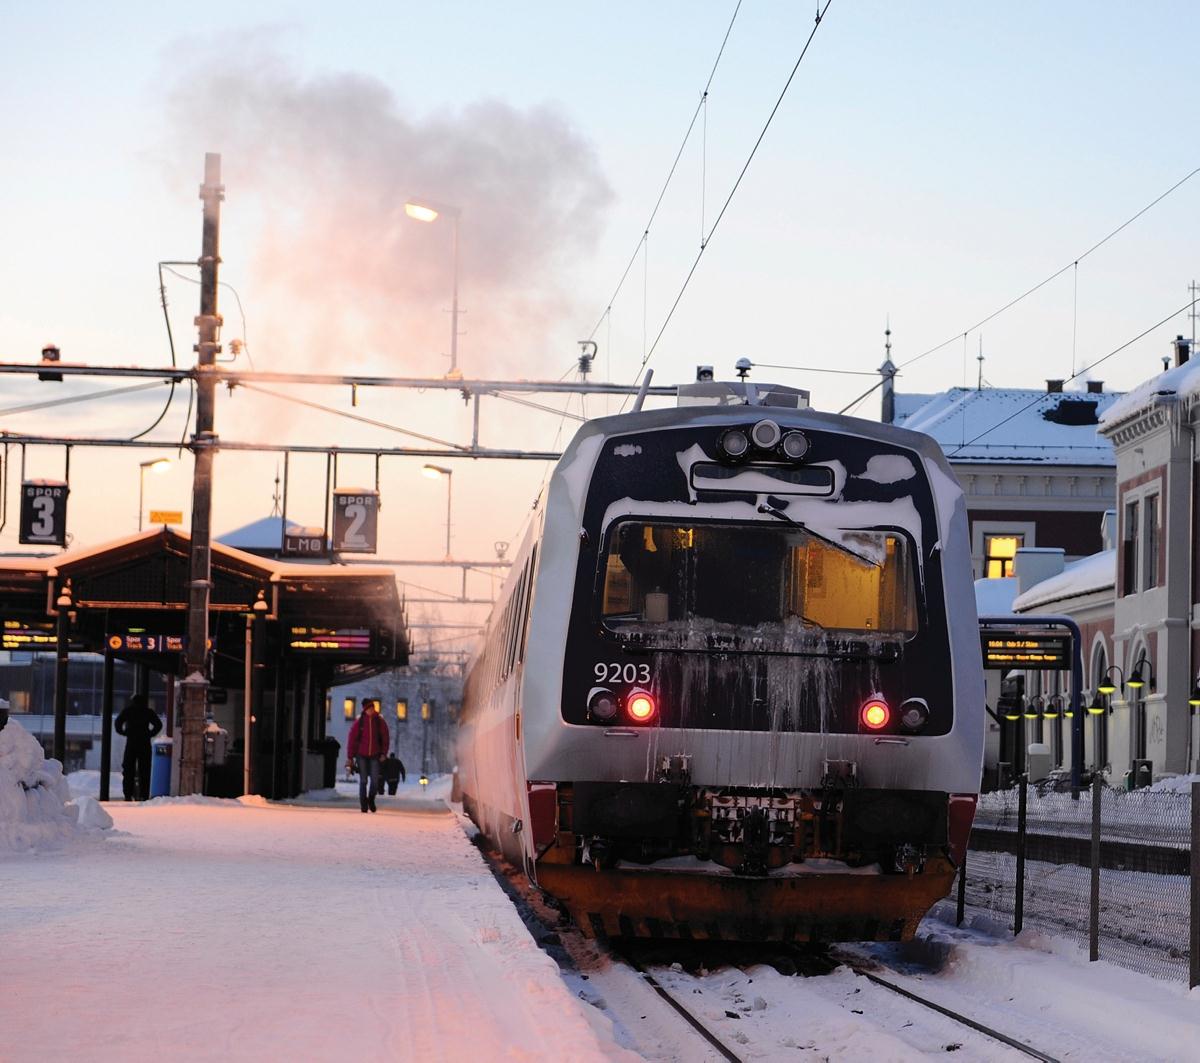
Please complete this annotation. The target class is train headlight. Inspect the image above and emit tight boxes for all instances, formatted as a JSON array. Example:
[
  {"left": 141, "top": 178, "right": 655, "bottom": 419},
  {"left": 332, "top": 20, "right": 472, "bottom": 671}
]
[
  {"left": 780, "top": 431, "right": 809, "bottom": 461},
  {"left": 718, "top": 428, "right": 750, "bottom": 461},
  {"left": 588, "top": 688, "right": 619, "bottom": 722},
  {"left": 626, "top": 690, "right": 657, "bottom": 723},
  {"left": 860, "top": 697, "right": 890, "bottom": 731},
  {"left": 899, "top": 697, "right": 930, "bottom": 733},
  {"left": 750, "top": 419, "right": 781, "bottom": 449}
]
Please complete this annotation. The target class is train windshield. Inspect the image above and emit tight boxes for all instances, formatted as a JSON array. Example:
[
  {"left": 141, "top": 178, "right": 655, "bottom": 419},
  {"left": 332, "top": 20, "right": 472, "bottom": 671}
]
[{"left": 600, "top": 520, "right": 918, "bottom": 646}]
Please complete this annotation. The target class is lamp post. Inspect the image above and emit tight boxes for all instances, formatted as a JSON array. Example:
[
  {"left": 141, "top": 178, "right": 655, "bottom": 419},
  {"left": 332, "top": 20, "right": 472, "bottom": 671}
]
[
  {"left": 404, "top": 199, "right": 462, "bottom": 377},
  {"left": 422, "top": 464, "right": 453, "bottom": 559},
  {"left": 138, "top": 458, "right": 171, "bottom": 531},
  {"left": 243, "top": 589, "right": 269, "bottom": 796},
  {"left": 52, "top": 580, "right": 73, "bottom": 765}
]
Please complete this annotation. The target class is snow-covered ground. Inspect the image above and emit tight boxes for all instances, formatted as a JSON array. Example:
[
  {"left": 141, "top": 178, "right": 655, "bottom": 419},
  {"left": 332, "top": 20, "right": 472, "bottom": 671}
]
[
  {"left": 1, "top": 779, "right": 634, "bottom": 1062},
  {"left": 6, "top": 751, "right": 1199, "bottom": 1061}
]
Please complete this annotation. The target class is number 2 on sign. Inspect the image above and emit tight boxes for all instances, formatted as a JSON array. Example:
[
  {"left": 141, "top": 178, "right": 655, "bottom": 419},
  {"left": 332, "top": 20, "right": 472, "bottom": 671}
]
[{"left": 594, "top": 662, "right": 651, "bottom": 684}]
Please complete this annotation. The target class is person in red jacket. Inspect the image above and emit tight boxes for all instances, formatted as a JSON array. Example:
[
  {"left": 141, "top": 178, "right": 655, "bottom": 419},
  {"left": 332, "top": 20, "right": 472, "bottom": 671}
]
[{"left": 346, "top": 699, "right": 390, "bottom": 813}]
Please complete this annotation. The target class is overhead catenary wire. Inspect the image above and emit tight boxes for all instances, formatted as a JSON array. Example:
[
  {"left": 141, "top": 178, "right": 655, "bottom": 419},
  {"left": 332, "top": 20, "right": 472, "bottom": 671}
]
[
  {"left": 584, "top": 1, "right": 743, "bottom": 345},
  {"left": 620, "top": 0, "right": 834, "bottom": 411},
  {"left": 948, "top": 300, "right": 1194, "bottom": 455},
  {"left": 235, "top": 381, "right": 469, "bottom": 451},
  {"left": 898, "top": 164, "right": 1200, "bottom": 373},
  {"left": 0, "top": 380, "right": 166, "bottom": 418}
]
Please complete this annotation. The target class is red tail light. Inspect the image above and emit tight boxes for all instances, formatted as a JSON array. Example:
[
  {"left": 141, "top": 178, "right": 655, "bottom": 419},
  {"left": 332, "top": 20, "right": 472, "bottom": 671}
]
[
  {"left": 861, "top": 698, "right": 890, "bottom": 731},
  {"left": 627, "top": 691, "right": 657, "bottom": 723}
]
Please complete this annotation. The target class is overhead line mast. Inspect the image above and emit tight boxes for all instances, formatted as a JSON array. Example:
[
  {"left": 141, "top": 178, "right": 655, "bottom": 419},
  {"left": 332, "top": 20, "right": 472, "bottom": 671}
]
[{"left": 179, "top": 153, "right": 223, "bottom": 795}]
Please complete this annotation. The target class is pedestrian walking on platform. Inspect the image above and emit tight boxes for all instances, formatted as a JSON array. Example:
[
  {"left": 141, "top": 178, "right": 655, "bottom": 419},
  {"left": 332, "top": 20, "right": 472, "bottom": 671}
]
[
  {"left": 114, "top": 694, "right": 162, "bottom": 801},
  {"left": 382, "top": 752, "right": 406, "bottom": 795},
  {"left": 346, "top": 699, "right": 389, "bottom": 813}
]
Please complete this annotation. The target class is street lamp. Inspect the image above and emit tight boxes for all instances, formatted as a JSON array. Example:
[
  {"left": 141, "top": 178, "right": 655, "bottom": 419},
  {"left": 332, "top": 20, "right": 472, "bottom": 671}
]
[
  {"left": 404, "top": 198, "right": 463, "bottom": 378},
  {"left": 138, "top": 458, "right": 171, "bottom": 531},
  {"left": 422, "top": 464, "right": 453, "bottom": 559}
]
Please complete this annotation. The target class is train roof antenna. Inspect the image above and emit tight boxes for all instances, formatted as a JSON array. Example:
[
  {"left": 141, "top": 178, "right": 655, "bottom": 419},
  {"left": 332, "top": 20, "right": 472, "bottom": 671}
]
[{"left": 631, "top": 368, "right": 654, "bottom": 412}]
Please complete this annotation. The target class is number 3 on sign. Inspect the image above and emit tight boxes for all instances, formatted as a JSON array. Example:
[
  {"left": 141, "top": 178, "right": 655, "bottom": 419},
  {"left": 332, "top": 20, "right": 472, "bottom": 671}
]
[
  {"left": 594, "top": 662, "right": 651, "bottom": 684},
  {"left": 30, "top": 495, "right": 55, "bottom": 537}
]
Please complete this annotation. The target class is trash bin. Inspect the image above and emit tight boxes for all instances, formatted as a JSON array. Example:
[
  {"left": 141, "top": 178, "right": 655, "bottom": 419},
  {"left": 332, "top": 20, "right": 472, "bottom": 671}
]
[{"left": 150, "top": 737, "right": 173, "bottom": 798}]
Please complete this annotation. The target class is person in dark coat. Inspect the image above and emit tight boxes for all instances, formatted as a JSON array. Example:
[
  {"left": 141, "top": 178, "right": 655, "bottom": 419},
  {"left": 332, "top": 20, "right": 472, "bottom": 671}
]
[
  {"left": 382, "top": 752, "right": 406, "bottom": 795},
  {"left": 346, "top": 699, "right": 389, "bottom": 813},
  {"left": 114, "top": 694, "right": 162, "bottom": 801}
]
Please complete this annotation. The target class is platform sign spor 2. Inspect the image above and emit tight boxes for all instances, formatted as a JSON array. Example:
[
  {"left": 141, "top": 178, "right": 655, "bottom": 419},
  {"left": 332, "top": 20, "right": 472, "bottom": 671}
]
[
  {"left": 19, "top": 481, "right": 69, "bottom": 546},
  {"left": 331, "top": 488, "right": 379, "bottom": 553}
]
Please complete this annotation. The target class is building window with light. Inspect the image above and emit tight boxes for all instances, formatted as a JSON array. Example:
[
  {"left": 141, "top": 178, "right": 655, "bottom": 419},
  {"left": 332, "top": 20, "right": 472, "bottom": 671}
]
[
  {"left": 421, "top": 702, "right": 432, "bottom": 721},
  {"left": 325, "top": 696, "right": 332, "bottom": 723},
  {"left": 984, "top": 534, "right": 1023, "bottom": 579},
  {"left": 396, "top": 699, "right": 408, "bottom": 722},
  {"left": 343, "top": 697, "right": 355, "bottom": 720}
]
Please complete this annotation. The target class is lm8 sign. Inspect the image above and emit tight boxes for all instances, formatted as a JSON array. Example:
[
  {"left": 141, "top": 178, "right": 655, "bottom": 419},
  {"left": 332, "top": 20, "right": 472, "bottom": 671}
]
[
  {"left": 19, "top": 480, "right": 69, "bottom": 546},
  {"left": 331, "top": 488, "right": 379, "bottom": 553}
]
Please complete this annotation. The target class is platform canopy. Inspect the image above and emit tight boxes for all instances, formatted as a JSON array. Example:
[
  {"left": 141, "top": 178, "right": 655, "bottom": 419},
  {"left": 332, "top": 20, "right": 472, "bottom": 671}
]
[{"left": 0, "top": 527, "right": 409, "bottom": 686}]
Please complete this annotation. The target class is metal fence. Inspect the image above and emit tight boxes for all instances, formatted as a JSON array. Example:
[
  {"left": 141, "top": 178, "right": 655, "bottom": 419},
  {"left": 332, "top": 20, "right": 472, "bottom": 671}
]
[{"left": 958, "top": 779, "right": 1200, "bottom": 985}]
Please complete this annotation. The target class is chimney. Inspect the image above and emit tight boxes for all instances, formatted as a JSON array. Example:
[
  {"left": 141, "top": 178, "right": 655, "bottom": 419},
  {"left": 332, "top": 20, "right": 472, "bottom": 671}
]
[
  {"left": 1174, "top": 334, "right": 1191, "bottom": 367},
  {"left": 1046, "top": 379, "right": 1064, "bottom": 393},
  {"left": 1086, "top": 380, "right": 1104, "bottom": 394}
]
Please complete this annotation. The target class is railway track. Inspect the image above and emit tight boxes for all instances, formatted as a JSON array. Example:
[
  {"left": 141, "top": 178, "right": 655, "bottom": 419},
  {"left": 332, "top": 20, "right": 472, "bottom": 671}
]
[
  {"left": 471, "top": 835, "right": 1063, "bottom": 1061},
  {"left": 615, "top": 943, "right": 1062, "bottom": 1063}
]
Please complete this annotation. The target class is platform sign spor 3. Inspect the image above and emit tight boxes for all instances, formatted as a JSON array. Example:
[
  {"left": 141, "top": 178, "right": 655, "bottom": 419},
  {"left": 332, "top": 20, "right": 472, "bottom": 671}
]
[
  {"left": 331, "top": 488, "right": 379, "bottom": 553},
  {"left": 19, "top": 481, "right": 69, "bottom": 546}
]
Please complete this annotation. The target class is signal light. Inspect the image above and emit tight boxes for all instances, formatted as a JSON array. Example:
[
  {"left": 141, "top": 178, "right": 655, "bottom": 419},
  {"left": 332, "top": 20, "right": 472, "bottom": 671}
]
[
  {"left": 718, "top": 428, "right": 750, "bottom": 461},
  {"left": 750, "top": 419, "right": 781, "bottom": 449},
  {"left": 861, "top": 698, "right": 890, "bottom": 731},
  {"left": 588, "top": 688, "right": 618, "bottom": 722},
  {"left": 780, "top": 431, "right": 809, "bottom": 461},
  {"left": 627, "top": 690, "right": 657, "bottom": 723},
  {"left": 898, "top": 697, "right": 929, "bottom": 733}
]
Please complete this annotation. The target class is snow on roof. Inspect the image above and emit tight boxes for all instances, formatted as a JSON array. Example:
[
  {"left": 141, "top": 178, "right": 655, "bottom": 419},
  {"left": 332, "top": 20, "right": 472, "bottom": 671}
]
[
  {"left": 892, "top": 393, "right": 936, "bottom": 426},
  {"left": 1012, "top": 548, "right": 1115, "bottom": 612},
  {"left": 217, "top": 515, "right": 304, "bottom": 550},
  {"left": 896, "top": 386, "right": 1123, "bottom": 465},
  {"left": 974, "top": 576, "right": 1018, "bottom": 617},
  {"left": 1099, "top": 357, "right": 1200, "bottom": 428}
]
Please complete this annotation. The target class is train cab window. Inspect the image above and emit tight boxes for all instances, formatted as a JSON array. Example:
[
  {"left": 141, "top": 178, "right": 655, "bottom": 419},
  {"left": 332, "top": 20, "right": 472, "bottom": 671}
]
[{"left": 600, "top": 520, "right": 917, "bottom": 644}]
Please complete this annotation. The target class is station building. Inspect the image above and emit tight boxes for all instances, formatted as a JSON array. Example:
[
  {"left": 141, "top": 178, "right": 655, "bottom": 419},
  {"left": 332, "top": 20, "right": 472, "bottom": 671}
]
[
  {"left": 0, "top": 527, "right": 407, "bottom": 798},
  {"left": 969, "top": 336, "right": 1200, "bottom": 787},
  {"left": 889, "top": 379, "right": 1122, "bottom": 579}
]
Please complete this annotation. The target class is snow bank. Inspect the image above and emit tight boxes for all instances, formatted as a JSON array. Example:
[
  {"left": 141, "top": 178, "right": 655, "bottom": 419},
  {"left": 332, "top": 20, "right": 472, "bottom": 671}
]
[{"left": 0, "top": 719, "right": 82, "bottom": 853}]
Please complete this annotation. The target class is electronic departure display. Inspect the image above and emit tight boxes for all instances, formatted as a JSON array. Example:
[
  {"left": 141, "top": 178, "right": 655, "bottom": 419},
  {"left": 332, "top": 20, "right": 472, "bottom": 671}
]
[
  {"left": 3, "top": 619, "right": 56, "bottom": 649},
  {"left": 981, "top": 631, "right": 1071, "bottom": 670},
  {"left": 288, "top": 626, "right": 374, "bottom": 655}
]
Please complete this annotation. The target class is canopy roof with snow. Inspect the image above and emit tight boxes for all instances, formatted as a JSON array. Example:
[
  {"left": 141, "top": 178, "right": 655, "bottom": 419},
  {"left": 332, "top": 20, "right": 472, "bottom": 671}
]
[{"left": 895, "top": 386, "right": 1124, "bottom": 465}]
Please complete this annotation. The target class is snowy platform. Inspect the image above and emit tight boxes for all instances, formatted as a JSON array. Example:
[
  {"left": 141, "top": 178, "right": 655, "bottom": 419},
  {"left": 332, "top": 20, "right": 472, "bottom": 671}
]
[{"left": 1, "top": 785, "right": 631, "bottom": 1062}]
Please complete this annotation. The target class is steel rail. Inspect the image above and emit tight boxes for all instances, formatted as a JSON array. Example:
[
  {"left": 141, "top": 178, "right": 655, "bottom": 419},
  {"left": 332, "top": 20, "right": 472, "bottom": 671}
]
[
  {"left": 842, "top": 961, "right": 1060, "bottom": 1062},
  {"left": 616, "top": 950, "right": 743, "bottom": 1063},
  {"left": 0, "top": 361, "right": 678, "bottom": 396}
]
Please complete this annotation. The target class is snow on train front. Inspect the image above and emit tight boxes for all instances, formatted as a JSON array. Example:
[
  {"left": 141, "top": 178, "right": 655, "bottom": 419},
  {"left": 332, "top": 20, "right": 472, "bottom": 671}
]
[{"left": 460, "top": 379, "right": 984, "bottom": 941}]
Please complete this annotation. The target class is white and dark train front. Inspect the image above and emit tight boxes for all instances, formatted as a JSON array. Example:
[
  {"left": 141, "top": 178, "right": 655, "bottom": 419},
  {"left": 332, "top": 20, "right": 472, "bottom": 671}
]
[{"left": 521, "top": 401, "right": 982, "bottom": 942}]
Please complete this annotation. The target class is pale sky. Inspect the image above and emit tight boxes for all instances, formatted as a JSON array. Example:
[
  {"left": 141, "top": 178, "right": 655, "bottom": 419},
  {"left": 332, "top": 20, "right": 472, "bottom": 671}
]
[{"left": 1, "top": 2, "right": 1198, "bottom": 645}]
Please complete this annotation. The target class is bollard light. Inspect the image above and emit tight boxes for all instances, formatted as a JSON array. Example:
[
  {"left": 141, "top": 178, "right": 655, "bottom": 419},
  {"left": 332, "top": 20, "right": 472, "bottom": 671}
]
[{"left": 419, "top": 774, "right": 429, "bottom": 788}]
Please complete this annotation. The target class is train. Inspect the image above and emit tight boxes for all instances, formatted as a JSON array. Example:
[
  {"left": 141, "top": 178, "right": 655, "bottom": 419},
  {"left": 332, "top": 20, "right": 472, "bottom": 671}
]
[{"left": 457, "top": 375, "right": 984, "bottom": 941}]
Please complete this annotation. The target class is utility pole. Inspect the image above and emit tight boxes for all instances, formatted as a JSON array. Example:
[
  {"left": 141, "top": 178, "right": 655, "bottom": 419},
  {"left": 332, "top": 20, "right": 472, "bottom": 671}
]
[{"left": 179, "top": 153, "right": 223, "bottom": 795}]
